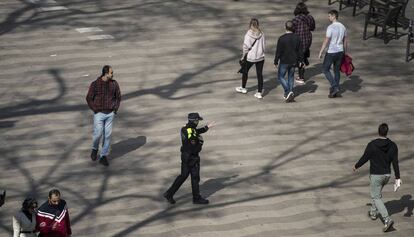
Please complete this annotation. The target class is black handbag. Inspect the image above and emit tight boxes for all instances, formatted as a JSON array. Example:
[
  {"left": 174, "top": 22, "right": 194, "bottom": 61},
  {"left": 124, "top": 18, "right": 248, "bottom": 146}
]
[{"left": 238, "top": 38, "right": 258, "bottom": 74}]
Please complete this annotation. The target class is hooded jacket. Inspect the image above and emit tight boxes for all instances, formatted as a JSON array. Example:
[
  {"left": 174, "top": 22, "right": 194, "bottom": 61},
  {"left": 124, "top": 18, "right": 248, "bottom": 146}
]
[
  {"left": 242, "top": 29, "right": 265, "bottom": 62},
  {"left": 355, "top": 138, "right": 400, "bottom": 178}
]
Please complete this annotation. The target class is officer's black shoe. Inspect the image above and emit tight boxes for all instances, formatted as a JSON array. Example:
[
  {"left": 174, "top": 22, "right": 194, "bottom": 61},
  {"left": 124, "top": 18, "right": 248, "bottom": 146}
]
[
  {"left": 193, "top": 196, "right": 209, "bottom": 205},
  {"left": 90, "top": 149, "right": 98, "bottom": 161},
  {"left": 163, "top": 192, "right": 176, "bottom": 204},
  {"left": 99, "top": 156, "right": 109, "bottom": 166}
]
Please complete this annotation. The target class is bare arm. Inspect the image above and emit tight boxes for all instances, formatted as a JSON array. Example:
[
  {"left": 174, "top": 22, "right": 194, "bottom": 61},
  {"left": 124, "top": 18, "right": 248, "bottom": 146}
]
[
  {"left": 319, "top": 37, "right": 330, "bottom": 59},
  {"left": 343, "top": 35, "right": 348, "bottom": 54}
]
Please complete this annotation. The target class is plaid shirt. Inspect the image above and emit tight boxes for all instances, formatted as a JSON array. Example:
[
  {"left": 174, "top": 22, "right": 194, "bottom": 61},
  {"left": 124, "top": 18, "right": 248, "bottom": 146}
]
[
  {"left": 86, "top": 78, "right": 121, "bottom": 113},
  {"left": 292, "top": 14, "right": 315, "bottom": 51}
]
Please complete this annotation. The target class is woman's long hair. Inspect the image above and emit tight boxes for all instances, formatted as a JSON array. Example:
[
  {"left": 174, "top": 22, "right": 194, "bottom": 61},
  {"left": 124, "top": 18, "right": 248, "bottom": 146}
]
[{"left": 249, "top": 18, "right": 261, "bottom": 33}]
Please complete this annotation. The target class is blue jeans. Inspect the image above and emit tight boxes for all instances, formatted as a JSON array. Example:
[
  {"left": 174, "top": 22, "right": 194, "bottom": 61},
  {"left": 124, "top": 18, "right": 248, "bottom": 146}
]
[
  {"left": 92, "top": 112, "right": 115, "bottom": 158},
  {"left": 278, "top": 64, "right": 295, "bottom": 97},
  {"left": 323, "top": 52, "right": 344, "bottom": 92}
]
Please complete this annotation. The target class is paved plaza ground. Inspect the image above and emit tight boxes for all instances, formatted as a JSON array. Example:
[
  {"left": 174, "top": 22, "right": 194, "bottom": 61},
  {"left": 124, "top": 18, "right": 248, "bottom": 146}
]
[{"left": 1, "top": 0, "right": 414, "bottom": 236}]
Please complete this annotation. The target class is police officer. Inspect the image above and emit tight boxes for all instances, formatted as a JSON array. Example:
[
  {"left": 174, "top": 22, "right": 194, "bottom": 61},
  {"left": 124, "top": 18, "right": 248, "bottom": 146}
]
[{"left": 163, "top": 113, "right": 215, "bottom": 204}]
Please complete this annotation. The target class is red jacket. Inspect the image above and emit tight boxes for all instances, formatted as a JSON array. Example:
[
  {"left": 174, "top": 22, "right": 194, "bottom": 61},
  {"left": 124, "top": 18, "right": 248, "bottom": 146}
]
[
  {"left": 36, "top": 200, "right": 71, "bottom": 237},
  {"left": 340, "top": 54, "right": 354, "bottom": 77}
]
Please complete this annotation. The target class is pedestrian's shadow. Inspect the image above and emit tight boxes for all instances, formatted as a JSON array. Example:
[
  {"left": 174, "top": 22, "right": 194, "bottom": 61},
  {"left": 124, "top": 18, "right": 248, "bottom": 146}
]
[
  {"left": 385, "top": 194, "right": 414, "bottom": 217},
  {"left": 303, "top": 63, "right": 323, "bottom": 82},
  {"left": 339, "top": 75, "right": 363, "bottom": 94},
  {"left": 111, "top": 136, "right": 147, "bottom": 159},
  {"left": 200, "top": 175, "right": 238, "bottom": 198},
  {"left": 293, "top": 80, "right": 318, "bottom": 98}
]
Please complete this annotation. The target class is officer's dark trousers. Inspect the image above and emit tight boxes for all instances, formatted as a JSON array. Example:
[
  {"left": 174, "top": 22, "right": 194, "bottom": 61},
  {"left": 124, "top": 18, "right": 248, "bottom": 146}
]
[{"left": 166, "top": 153, "right": 201, "bottom": 199}]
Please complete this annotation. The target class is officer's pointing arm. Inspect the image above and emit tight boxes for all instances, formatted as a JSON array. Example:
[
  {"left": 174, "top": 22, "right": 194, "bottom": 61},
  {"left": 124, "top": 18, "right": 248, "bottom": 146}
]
[{"left": 196, "top": 121, "right": 216, "bottom": 134}]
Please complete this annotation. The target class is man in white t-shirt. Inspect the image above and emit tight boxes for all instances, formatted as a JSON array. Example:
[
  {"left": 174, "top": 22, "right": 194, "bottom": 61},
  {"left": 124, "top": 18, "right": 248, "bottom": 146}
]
[{"left": 319, "top": 10, "right": 348, "bottom": 98}]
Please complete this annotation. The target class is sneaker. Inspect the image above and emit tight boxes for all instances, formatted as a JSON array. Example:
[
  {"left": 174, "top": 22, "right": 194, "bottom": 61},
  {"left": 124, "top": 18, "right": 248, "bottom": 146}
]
[
  {"left": 285, "top": 91, "right": 294, "bottom": 103},
  {"left": 368, "top": 211, "right": 378, "bottom": 220},
  {"left": 90, "top": 149, "right": 98, "bottom": 161},
  {"left": 235, "top": 87, "right": 247, "bottom": 94},
  {"left": 383, "top": 218, "right": 394, "bottom": 232},
  {"left": 193, "top": 196, "right": 209, "bottom": 205},
  {"left": 254, "top": 92, "right": 263, "bottom": 99},
  {"left": 295, "top": 78, "right": 305, "bottom": 85},
  {"left": 99, "top": 156, "right": 109, "bottom": 166},
  {"left": 163, "top": 192, "right": 176, "bottom": 204}
]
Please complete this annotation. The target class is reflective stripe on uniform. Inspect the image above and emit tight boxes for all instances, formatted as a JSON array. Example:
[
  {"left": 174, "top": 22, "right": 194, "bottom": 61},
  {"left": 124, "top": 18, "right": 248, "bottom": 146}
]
[{"left": 187, "top": 128, "right": 196, "bottom": 139}]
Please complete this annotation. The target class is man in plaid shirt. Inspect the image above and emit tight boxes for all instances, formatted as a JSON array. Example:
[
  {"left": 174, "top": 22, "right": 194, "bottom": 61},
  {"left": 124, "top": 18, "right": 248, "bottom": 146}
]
[{"left": 86, "top": 65, "right": 121, "bottom": 166}]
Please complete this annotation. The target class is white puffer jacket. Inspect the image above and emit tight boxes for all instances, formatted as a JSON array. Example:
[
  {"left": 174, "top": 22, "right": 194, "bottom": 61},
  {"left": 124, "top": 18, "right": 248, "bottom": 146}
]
[{"left": 242, "top": 29, "right": 265, "bottom": 62}]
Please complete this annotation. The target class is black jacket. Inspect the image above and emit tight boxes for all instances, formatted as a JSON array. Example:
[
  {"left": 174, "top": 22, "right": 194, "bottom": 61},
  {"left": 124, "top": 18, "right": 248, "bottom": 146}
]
[
  {"left": 180, "top": 123, "right": 209, "bottom": 155},
  {"left": 355, "top": 138, "right": 400, "bottom": 178},
  {"left": 274, "top": 32, "right": 303, "bottom": 65}
]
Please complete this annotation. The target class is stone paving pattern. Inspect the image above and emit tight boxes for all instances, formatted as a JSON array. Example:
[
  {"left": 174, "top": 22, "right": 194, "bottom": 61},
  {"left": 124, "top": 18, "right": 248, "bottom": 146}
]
[{"left": 0, "top": 0, "right": 413, "bottom": 236}]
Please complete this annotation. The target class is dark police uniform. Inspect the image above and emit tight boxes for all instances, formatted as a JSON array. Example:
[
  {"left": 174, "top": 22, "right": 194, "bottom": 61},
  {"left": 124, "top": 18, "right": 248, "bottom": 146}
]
[{"left": 164, "top": 113, "right": 210, "bottom": 204}]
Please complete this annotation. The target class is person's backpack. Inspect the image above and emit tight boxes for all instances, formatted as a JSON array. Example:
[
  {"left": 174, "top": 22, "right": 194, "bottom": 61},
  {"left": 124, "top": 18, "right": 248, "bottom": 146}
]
[{"left": 340, "top": 54, "right": 355, "bottom": 77}]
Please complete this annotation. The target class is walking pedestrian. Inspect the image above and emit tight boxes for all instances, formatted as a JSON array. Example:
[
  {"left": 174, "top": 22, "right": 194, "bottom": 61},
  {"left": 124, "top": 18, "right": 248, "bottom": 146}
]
[
  {"left": 318, "top": 10, "right": 348, "bottom": 98},
  {"left": 236, "top": 18, "right": 266, "bottom": 99},
  {"left": 13, "top": 197, "right": 38, "bottom": 237},
  {"left": 86, "top": 65, "right": 121, "bottom": 166},
  {"left": 274, "top": 20, "right": 303, "bottom": 102},
  {"left": 36, "top": 189, "right": 72, "bottom": 237},
  {"left": 353, "top": 123, "right": 401, "bottom": 232},
  {"left": 292, "top": 1, "right": 315, "bottom": 84},
  {"left": 164, "top": 113, "right": 215, "bottom": 205}
]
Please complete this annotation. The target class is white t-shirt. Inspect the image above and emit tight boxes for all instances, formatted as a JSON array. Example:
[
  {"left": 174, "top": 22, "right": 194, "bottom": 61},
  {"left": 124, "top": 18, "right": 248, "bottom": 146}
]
[{"left": 326, "top": 21, "right": 346, "bottom": 53}]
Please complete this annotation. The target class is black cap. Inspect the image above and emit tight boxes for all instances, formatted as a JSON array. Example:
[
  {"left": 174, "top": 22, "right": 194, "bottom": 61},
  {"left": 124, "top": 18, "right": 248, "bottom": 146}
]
[{"left": 188, "top": 113, "right": 203, "bottom": 121}]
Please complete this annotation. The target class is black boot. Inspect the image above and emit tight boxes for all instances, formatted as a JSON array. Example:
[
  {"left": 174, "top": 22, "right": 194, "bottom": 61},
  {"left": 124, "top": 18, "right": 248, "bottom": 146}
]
[
  {"left": 99, "top": 156, "right": 109, "bottom": 166},
  {"left": 193, "top": 196, "right": 209, "bottom": 205},
  {"left": 163, "top": 192, "right": 176, "bottom": 204},
  {"left": 90, "top": 149, "right": 98, "bottom": 161}
]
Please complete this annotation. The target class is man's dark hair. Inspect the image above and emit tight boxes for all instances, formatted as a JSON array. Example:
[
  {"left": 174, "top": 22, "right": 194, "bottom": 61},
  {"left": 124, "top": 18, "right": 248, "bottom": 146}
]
[
  {"left": 48, "top": 189, "right": 61, "bottom": 198},
  {"left": 378, "top": 123, "right": 388, "bottom": 137},
  {"left": 328, "top": 10, "right": 339, "bottom": 19},
  {"left": 294, "top": 2, "right": 309, "bottom": 16},
  {"left": 101, "top": 65, "right": 112, "bottom": 77},
  {"left": 285, "top": 20, "right": 295, "bottom": 32}
]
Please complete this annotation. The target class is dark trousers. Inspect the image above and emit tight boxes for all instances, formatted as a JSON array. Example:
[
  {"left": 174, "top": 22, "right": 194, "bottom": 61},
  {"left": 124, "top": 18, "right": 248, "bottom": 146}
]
[
  {"left": 166, "top": 153, "right": 201, "bottom": 199},
  {"left": 298, "top": 48, "right": 310, "bottom": 79},
  {"left": 323, "top": 51, "right": 344, "bottom": 92},
  {"left": 242, "top": 60, "right": 264, "bottom": 93}
]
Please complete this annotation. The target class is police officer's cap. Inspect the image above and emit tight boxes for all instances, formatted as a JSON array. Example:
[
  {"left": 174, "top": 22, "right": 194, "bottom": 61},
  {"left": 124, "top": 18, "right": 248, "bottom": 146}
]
[{"left": 188, "top": 113, "right": 203, "bottom": 121}]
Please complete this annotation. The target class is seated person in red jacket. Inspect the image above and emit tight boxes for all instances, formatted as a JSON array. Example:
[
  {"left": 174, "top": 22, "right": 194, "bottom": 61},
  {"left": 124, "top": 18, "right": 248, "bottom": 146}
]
[{"left": 36, "top": 189, "right": 71, "bottom": 237}]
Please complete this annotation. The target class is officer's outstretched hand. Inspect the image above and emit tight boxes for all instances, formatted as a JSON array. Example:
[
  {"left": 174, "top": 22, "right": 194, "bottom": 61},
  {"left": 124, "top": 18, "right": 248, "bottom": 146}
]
[{"left": 207, "top": 121, "right": 216, "bottom": 128}]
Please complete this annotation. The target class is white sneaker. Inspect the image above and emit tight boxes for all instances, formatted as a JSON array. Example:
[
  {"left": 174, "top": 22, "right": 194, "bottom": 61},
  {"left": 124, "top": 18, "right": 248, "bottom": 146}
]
[
  {"left": 295, "top": 78, "right": 305, "bottom": 85},
  {"left": 235, "top": 87, "right": 247, "bottom": 94},
  {"left": 254, "top": 92, "right": 263, "bottom": 99},
  {"left": 285, "top": 91, "right": 294, "bottom": 102}
]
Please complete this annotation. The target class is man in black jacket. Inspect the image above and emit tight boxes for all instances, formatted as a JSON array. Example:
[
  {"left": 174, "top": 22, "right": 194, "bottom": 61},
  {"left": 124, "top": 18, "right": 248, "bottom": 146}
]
[
  {"left": 164, "top": 113, "right": 215, "bottom": 205},
  {"left": 353, "top": 123, "right": 401, "bottom": 232},
  {"left": 274, "top": 20, "right": 303, "bottom": 103}
]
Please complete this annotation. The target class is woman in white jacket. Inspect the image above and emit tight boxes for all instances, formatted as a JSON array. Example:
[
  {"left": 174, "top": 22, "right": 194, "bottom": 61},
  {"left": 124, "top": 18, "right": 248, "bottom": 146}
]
[
  {"left": 236, "top": 18, "right": 266, "bottom": 99},
  {"left": 12, "top": 197, "right": 38, "bottom": 237}
]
